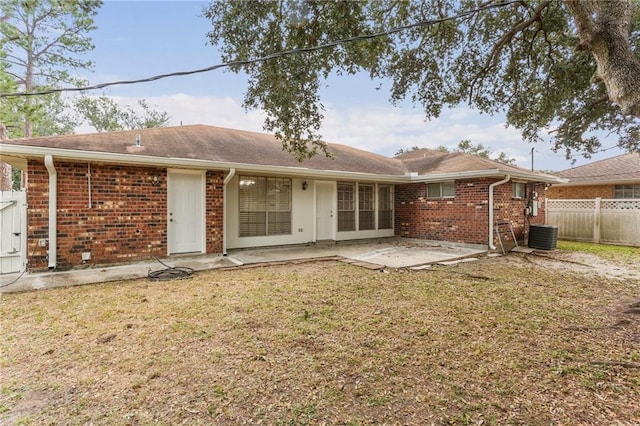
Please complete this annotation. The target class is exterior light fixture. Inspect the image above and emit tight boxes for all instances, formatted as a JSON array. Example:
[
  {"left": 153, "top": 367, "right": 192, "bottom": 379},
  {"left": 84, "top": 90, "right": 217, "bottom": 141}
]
[{"left": 302, "top": 181, "right": 308, "bottom": 190}]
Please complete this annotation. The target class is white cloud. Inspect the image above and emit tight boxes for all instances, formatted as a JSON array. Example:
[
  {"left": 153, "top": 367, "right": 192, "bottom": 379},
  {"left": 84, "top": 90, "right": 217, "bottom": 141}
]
[
  {"left": 74, "top": 93, "right": 266, "bottom": 134},
  {"left": 321, "top": 105, "right": 534, "bottom": 165},
  {"left": 143, "top": 94, "right": 265, "bottom": 131},
  {"left": 72, "top": 93, "right": 581, "bottom": 171}
]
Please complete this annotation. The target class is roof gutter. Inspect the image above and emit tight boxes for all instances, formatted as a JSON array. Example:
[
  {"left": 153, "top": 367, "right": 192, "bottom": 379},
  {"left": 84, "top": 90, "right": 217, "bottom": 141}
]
[
  {"left": 488, "top": 174, "right": 510, "bottom": 250},
  {"left": 222, "top": 168, "right": 236, "bottom": 255},
  {"left": 410, "top": 168, "right": 563, "bottom": 184},
  {"left": 44, "top": 155, "right": 57, "bottom": 270}
]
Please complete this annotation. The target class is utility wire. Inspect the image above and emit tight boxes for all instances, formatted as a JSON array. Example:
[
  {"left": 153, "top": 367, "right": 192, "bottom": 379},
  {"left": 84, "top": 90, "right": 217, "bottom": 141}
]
[{"left": 0, "top": 0, "right": 520, "bottom": 98}]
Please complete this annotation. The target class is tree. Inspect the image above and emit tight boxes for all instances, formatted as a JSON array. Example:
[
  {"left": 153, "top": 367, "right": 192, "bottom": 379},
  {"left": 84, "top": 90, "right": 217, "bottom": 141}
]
[
  {"left": 455, "top": 140, "right": 492, "bottom": 159},
  {"left": 395, "top": 146, "right": 421, "bottom": 156},
  {"left": 76, "top": 96, "right": 172, "bottom": 132},
  {"left": 0, "top": 0, "right": 101, "bottom": 137},
  {"left": 204, "top": 0, "right": 640, "bottom": 161}
]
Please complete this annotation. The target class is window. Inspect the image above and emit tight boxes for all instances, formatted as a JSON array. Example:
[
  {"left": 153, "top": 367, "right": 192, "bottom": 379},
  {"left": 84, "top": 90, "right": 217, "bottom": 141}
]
[
  {"left": 239, "top": 176, "right": 291, "bottom": 237},
  {"left": 427, "top": 181, "right": 454, "bottom": 198},
  {"left": 378, "top": 185, "right": 393, "bottom": 229},
  {"left": 512, "top": 182, "right": 526, "bottom": 199},
  {"left": 338, "top": 182, "right": 355, "bottom": 231},
  {"left": 615, "top": 184, "right": 640, "bottom": 199},
  {"left": 359, "top": 184, "right": 375, "bottom": 230}
]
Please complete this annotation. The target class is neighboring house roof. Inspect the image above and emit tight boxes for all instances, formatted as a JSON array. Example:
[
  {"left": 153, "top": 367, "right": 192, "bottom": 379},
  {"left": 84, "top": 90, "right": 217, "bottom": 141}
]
[
  {"left": 552, "top": 153, "right": 640, "bottom": 186},
  {"left": 0, "top": 124, "right": 562, "bottom": 183},
  {"left": 396, "top": 148, "right": 543, "bottom": 177}
]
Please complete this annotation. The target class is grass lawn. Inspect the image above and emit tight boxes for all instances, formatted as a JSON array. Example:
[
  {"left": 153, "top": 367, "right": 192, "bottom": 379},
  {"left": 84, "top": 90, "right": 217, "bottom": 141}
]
[
  {"left": 557, "top": 240, "right": 640, "bottom": 264},
  {"left": 1, "top": 246, "right": 639, "bottom": 425}
]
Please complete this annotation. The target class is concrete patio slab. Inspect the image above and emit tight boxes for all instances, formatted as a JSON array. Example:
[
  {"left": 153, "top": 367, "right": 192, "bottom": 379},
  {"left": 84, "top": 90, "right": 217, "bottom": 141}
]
[
  {"left": 0, "top": 238, "right": 487, "bottom": 293},
  {"left": 227, "top": 238, "right": 486, "bottom": 269}
]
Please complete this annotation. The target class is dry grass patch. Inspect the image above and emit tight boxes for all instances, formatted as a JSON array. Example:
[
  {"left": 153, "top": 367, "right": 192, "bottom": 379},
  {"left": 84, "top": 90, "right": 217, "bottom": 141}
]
[{"left": 1, "top": 252, "right": 639, "bottom": 425}]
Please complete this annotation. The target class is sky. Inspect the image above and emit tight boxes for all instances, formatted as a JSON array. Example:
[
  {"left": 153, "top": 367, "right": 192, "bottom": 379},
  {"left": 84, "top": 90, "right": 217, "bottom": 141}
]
[{"left": 74, "top": 0, "right": 627, "bottom": 172}]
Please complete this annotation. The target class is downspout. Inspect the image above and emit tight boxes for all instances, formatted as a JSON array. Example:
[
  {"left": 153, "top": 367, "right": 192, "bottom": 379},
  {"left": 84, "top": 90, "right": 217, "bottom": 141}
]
[
  {"left": 222, "top": 168, "right": 236, "bottom": 255},
  {"left": 488, "top": 174, "right": 510, "bottom": 250},
  {"left": 44, "top": 155, "right": 57, "bottom": 269}
]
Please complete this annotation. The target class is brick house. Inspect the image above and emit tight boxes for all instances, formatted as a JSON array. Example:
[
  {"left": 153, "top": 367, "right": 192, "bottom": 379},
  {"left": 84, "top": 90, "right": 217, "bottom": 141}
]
[
  {"left": 0, "top": 125, "right": 562, "bottom": 272},
  {"left": 546, "top": 153, "right": 640, "bottom": 199}
]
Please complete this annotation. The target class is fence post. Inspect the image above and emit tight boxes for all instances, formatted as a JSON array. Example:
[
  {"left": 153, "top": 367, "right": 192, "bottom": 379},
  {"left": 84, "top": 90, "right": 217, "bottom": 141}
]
[{"left": 593, "top": 197, "right": 601, "bottom": 244}]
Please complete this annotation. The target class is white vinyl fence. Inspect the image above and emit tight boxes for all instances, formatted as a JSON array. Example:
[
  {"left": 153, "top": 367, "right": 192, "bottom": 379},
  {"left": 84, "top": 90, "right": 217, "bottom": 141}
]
[
  {"left": 0, "top": 191, "right": 27, "bottom": 274},
  {"left": 546, "top": 198, "right": 640, "bottom": 247}
]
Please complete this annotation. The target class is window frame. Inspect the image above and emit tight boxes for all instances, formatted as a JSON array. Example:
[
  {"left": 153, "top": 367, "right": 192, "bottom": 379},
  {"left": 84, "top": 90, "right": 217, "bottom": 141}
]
[
  {"left": 377, "top": 185, "right": 393, "bottom": 230},
  {"left": 512, "top": 182, "right": 526, "bottom": 199},
  {"left": 358, "top": 183, "right": 375, "bottom": 231},
  {"left": 337, "top": 182, "right": 356, "bottom": 232},
  {"left": 427, "top": 181, "right": 455, "bottom": 199},
  {"left": 238, "top": 176, "right": 292, "bottom": 237},
  {"left": 614, "top": 184, "right": 640, "bottom": 199}
]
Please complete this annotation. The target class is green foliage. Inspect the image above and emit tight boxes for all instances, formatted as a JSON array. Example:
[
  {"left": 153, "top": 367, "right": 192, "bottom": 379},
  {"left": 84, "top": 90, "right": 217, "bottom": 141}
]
[
  {"left": 204, "top": 0, "right": 640, "bottom": 161},
  {"left": 0, "top": 0, "right": 102, "bottom": 136},
  {"left": 456, "top": 139, "right": 491, "bottom": 158},
  {"left": 75, "top": 96, "right": 172, "bottom": 132}
]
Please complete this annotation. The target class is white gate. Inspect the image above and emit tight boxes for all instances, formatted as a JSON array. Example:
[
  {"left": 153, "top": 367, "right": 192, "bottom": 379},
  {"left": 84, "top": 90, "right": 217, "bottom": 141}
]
[{"left": 1, "top": 191, "right": 27, "bottom": 274}]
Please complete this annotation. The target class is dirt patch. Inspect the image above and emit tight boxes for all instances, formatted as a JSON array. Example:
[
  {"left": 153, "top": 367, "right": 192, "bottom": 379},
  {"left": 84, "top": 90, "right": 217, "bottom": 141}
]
[{"left": 503, "top": 249, "right": 640, "bottom": 281}]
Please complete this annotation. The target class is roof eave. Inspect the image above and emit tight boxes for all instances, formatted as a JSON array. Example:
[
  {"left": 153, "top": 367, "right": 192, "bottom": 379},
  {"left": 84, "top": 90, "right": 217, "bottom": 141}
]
[
  {"left": 0, "top": 143, "right": 409, "bottom": 183},
  {"left": 409, "top": 168, "right": 565, "bottom": 184},
  {"left": 551, "top": 178, "right": 639, "bottom": 187},
  {"left": 1, "top": 144, "right": 566, "bottom": 184}
]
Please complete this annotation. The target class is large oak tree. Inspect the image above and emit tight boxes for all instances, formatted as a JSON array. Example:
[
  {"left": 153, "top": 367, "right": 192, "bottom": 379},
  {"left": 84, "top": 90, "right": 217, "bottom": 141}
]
[{"left": 204, "top": 0, "right": 640, "bottom": 161}]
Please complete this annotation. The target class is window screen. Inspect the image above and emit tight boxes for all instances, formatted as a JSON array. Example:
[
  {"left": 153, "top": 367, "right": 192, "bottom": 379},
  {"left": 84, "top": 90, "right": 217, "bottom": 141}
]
[
  {"left": 427, "top": 181, "right": 454, "bottom": 198},
  {"left": 359, "top": 184, "right": 375, "bottom": 230},
  {"left": 615, "top": 185, "right": 640, "bottom": 199},
  {"left": 378, "top": 185, "right": 393, "bottom": 229},
  {"left": 512, "top": 182, "right": 526, "bottom": 199},
  {"left": 239, "top": 176, "right": 291, "bottom": 237},
  {"left": 337, "top": 182, "right": 355, "bottom": 231}
]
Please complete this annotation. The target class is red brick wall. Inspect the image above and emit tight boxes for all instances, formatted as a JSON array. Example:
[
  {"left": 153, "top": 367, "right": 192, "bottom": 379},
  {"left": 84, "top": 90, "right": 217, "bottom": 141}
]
[
  {"left": 546, "top": 184, "right": 613, "bottom": 199},
  {"left": 493, "top": 182, "right": 547, "bottom": 248},
  {"left": 25, "top": 162, "right": 50, "bottom": 269},
  {"left": 206, "top": 170, "right": 224, "bottom": 253},
  {"left": 394, "top": 179, "right": 548, "bottom": 247},
  {"left": 26, "top": 160, "right": 225, "bottom": 271}
]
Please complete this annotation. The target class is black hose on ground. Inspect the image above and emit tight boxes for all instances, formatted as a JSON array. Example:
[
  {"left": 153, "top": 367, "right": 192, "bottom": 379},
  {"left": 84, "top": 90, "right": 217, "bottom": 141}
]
[{"left": 148, "top": 258, "right": 195, "bottom": 281}]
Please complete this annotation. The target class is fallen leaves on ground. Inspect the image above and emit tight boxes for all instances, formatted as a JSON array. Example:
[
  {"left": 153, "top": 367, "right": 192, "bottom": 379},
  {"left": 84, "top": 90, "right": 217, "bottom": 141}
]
[{"left": 1, "top": 250, "right": 639, "bottom": 425}]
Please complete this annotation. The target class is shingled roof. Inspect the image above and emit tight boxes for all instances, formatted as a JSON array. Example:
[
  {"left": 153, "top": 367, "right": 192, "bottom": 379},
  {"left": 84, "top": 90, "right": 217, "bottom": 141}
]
[
  {"left": 0, "top": 124, "right": 561, "bottom": 183},
  {"left": 553, "top": 153, "right": 640, "bottom": 185},
  {"left": 396, "top": 148, "right": 542, "bottom": 176}
]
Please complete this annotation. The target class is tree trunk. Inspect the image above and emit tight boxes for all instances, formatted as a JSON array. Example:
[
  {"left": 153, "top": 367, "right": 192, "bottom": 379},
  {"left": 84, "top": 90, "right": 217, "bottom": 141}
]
[{"left": 565, "top": 0, "right": 640, "bottom": 117}]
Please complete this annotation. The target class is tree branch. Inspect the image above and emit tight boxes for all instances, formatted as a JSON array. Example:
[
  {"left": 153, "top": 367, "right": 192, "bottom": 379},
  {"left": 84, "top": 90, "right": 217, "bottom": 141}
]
[
  {"left": 549, "top": 94, "right": 609, "bottom": 135},
  {"left": 469, "top": 1, "right": 551, "bottom": 101},
  {"left": 563, "top": 0, "right": 599, "bottom": 42}
]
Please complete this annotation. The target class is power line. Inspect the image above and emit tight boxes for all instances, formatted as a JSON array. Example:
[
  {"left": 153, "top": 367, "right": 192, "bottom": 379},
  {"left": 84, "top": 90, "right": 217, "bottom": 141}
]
[{"left": 0, "top": 0, "right": 520, "bottom": 98}]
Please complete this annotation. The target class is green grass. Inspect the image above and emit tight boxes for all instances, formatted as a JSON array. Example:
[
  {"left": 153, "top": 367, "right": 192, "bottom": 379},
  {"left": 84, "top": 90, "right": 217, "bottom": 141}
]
[
  {"left": 558, "top": 240, "right": 640, "bottom": 263},
  {"left": 1, "top": 252, "right": 639, "bottom": 425}
]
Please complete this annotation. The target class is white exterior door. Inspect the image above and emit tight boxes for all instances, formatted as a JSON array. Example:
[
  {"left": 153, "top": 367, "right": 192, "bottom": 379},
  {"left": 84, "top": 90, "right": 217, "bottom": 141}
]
[
  {"left": 316, "top": 181, "right": 335, "bottom": 241},
  {"left": 168, "top": 171, "right": 204, "bottom": 254}
]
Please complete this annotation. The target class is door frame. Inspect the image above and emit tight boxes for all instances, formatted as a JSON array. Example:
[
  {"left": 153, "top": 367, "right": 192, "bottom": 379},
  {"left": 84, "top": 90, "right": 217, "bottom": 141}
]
[
  {"left": 167, "top": 169, "right": 206, "bottom": 255},
  {"left": 314, "top": 180, "right": 336, "bottom": 241}
]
